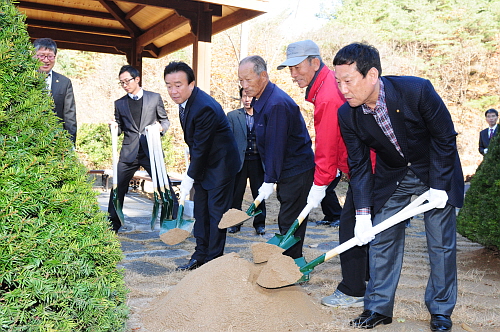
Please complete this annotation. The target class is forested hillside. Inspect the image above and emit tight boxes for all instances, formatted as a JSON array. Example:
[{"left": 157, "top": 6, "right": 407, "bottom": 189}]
[{"left": 52, "top": 0, "right": 500, "bottom": 177}]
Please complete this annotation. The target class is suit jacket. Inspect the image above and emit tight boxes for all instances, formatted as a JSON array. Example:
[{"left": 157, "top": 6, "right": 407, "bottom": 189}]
[
  {"left": 51, "top": 71, "right": 77, "bottom": 143},
  {"left": 479, "top": 126, "right": 497, "bottom": 155},
  {"left": 338, "top": 76, "right": 464, "bottom": 213},
  {"left": 227, "top": 107, "right": 249, "bottom": 172},
  {"left": 182, "top": 87, "right": 240, "bottom": 190},
  {"left": 114, "top": 90, "right": 170, "bottom": 163}
]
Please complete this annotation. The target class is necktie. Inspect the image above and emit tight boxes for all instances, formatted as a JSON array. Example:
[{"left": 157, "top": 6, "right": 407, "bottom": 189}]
[
  {"left": 133, "top": 95, "right": 138, "bottom": 100},
  {"left": 490, "top": 128, "right": 494, "bottom": 139},
  {"left": 179, "top": 105, "right": 185, "bottom": 125}
]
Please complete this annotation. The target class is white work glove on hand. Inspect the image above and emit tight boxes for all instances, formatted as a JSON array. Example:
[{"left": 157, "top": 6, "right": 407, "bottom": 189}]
[
  {"left": 429, "top": 188, "right": 448, "bottom": 209},
  {"left": 354, "top": 214, "right": 375, "bottom": 246},
  {"left": 484, "top": 148, "right": 488, "bottom": 154},
  {"left": 307, "top": 184, "right": 327, "bottom": 208},
  {"left": 258, "top": 182, "right": 275, "bottom": 200},
  {"left": 179, "top": 174, "right": 194, "bottom": 201}
]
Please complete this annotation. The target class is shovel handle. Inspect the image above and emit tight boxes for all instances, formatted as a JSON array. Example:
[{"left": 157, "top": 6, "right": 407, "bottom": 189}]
[
  {"left": 110, "top": 124, "right": 119, "bottom": 187},
  {"left": 322, "top": 191, "right": 436, "bottom": 263},
  {"left": 246, "top": 193, "right": 265, "bottom": 215}
]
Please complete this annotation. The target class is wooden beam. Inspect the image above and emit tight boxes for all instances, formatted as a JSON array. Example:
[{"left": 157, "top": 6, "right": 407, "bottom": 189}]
[
  {"left": 158, "top": 34, "right": 194, "bottom": 58},
  {"left": 143, "top": 44, "right": 160, "bottom": 58},
  {"left": 158, "top": 9, "right": 263, "bottom": 57},
  {"left": 97, "top": 0, "right": 141, "bottom": 37},
  {"left": 125, "top": 4, "right": 146, "bottom": 20},
  {"left": 136, "top": 14, "right": 187, "bottom": 47},
  {"left": 26, "top": 19, "right": 129, "bottom": 38},
  {"left": 16, "top": 1, "right": 115, "bottom": 20},
  {"left": 27, "top": 26, "right": 132, "bottom": 49},
  {"left": 116, "top": 0, "right": 222, "bottom": 16}
]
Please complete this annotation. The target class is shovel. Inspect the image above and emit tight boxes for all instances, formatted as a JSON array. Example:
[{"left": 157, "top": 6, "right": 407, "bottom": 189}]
[
  {"left": 251, "top": 203, "right": 313, "bottom": 263},
  {"left": 257, "top": 190, "right": 439, "bottom": 289},
  {"left": 159, "top": 148, "right": 194, "bottom": 245},
  {"left": 145, "top": 125, "right": 161, "bottom": 230},
  {"left": 218, "top": 193, "right": 264, "bottom": 229},
  {"left": 149, "top": 126, "right": 174, "bottom": 225},
  {"left": 110, "top": 123, "right": 124, "bottom": 226},
  {"left": 159, "top": 194, "right": 194, "bottom": 245}
]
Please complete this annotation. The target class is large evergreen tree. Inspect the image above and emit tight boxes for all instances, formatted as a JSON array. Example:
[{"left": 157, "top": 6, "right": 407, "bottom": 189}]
[{"left": 0, "top": 2, "right": 128, "bottom": 330}]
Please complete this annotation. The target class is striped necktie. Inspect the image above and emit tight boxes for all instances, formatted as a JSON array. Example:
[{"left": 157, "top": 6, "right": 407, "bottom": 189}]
[{"left": 179, "top": 105, "right": 185, "bottom": 125}]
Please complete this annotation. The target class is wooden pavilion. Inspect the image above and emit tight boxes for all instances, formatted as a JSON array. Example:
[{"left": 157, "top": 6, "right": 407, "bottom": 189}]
[{"left": 17, "top": 0, "right": 268, "bottom": 90}]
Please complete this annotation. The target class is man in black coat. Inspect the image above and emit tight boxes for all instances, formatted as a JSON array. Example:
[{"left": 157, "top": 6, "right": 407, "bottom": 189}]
[
  {"left": 164, "top": 61, "right": 240, "bottom": 271},
  {"left": 335, "top": 43, "right": 463, "bottom": 332}
]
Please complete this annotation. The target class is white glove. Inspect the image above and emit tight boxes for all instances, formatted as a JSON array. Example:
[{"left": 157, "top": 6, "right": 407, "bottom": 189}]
[
  {"left": 354, "top": 214, "right": 375, "bottom": 245},
  {"left": 484, "top": 148, "right": 488, "bottom": 154},
  {"left": 179, "top": 174, "right": 194, "bottom": 201},
  {"left": 307, "top": 184, "right": 327, "bottom": 208},
  {"left": 258, "top": 182, "right": 275, "bottom": 200},
  {"left": 429, "top": 188, "right": 448, "bottom": 209}
]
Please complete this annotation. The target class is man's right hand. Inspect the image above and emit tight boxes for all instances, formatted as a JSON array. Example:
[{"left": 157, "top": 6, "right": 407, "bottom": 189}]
[
  {"left": 307, "top": 184, "right": 327, "bottom": 208},
  {"left": 258, "top": 182, "right": 275, "bottom": 200},
  {"left": 354, "top": 214, "right": 375, "bottom": 245},
  {"left": 179, "top": 174, "right": 194, "bottom": 202},
  {"left": 108, "top": 120, "right": 118, "bottom": 129}
]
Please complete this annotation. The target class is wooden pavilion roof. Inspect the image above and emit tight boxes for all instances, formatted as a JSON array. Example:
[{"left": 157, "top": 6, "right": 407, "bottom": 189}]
[{"left": 17, "top": 0, "right": 268, "bottom": 60}]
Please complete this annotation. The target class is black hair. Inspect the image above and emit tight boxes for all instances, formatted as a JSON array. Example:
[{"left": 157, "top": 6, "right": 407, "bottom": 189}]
[
  {"left": 485, "top": 108, "right": 498, "bottom": 117},
  {"left": 33, "top": 38, "right": 58, "bottom": 55},
  {"left": 163, "top": 61, "right": 195, "bottom": 84},
  {"left": 119, "top": 65, "right": 140, "bottom": 79},
  {"left": 333, "top": 42, "right": 382, "bottom": 78}
]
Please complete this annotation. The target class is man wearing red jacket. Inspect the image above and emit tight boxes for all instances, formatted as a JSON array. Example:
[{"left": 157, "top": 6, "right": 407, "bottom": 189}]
[{"left": 278, "top": 40, "right": 369, "bottom": 308}]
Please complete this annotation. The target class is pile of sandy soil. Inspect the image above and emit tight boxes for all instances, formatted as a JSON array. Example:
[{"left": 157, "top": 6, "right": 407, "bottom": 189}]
[{"left": 142, "top": 252, "right": 332, "bottom": 332}]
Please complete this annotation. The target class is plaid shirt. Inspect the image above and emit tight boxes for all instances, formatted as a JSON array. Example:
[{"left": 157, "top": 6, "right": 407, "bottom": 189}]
[
  {"left": 357, "top": 79, "right": 404, "bottom": 216},
  {"left": 362, "top": 79, "right": 403, "bottom": 158}
]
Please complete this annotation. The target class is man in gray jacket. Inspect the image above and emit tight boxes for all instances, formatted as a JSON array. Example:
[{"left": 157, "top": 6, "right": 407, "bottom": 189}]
[
  {"left": 108, "top": 65, "right": 174, "bottom": 232},
  {"left": 227, "top": 88, "right": 266, "bottom": 235}
]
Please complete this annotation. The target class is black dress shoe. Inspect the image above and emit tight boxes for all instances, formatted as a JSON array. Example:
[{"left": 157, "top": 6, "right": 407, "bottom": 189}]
[
  {"left": 315, "top": 220, "right": 332, "bottom": 226},
  {"left": 430, "top": 314, "right": 452, "bottom": 331},
  {"left": 228, "top": 226, "right": 240, "bottom": 233},
  {"left": 255, "top": 226, "right": 265, "bottom": 235},
  {"left": 176, "top": 259, "right": 203, "bottom": 271},
  {"left": 350, "top": 310, "right": 392, "bottom": 329}
]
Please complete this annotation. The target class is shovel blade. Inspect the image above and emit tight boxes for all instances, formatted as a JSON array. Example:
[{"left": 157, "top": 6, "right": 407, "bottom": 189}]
[
  {"left": 150, "top": 192, "right": 161, "bottom": 230},
  {"left": 111, "top": 188, "right": 125, "bottom": 226},
  {"left": 158, "top": 204, "right": 195, "bottom": 233},
  {"left": 245, "top": 203, "right": 263, "bottom": 217},
  {"left": 267, "top": 233, "right": 301, "bottom": 251},
  {"left": 159, "top": 191, "right": 173, "bottom": 226}
]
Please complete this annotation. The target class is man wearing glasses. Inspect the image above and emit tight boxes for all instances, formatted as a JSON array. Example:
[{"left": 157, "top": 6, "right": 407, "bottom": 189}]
[
  {"left": 33, "top": 38, "right": 77, "bottom": 143},
  {"left": 108, "top": 65, "right": 176, "bottom": 233}
]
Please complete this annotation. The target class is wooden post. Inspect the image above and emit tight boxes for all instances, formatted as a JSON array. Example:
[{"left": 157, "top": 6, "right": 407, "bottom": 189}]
[{"left": 193, "top": 39, "right": 211, "bottom": 93}]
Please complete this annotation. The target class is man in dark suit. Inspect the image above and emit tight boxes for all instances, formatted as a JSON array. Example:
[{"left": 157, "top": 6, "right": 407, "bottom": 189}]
[
  {"left": 108, "top": 65, "right": 174, "bottom": 233},
  {"left": 478, "top": 108, "right": 498, "bottom": 155},
  {"left": 226, "top": 88, "right": 266, "bottom": 235},
  {"left": 238, "top": 55, "right": 315, "bottom": 260},
  {"left": 164, "top": 61, "right": 240, "bottom": 271},
  {"left": 33, "top": 38, "right": 77, "bottom": 143},
  {"left": 335, "top": 43, "right": 464, "bottom": 332}
]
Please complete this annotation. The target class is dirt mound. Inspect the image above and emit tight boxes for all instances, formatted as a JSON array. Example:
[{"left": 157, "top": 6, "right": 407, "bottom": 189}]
[{"left": 142, "top": 252, "right": 331, "bottom": 332}]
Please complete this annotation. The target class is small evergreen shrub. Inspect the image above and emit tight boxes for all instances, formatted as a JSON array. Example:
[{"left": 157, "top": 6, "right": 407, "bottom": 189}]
[
  {"left": 457, "top": 135, "right": 500, "bottom": 250},
  {"left": 76, "top": 123, "right": 174, "bottom": 171},
  {"left": 76, "top": 123, "right": 116, "bottom": 170},
  {"left": 0, "top": 3, "right": 128, "bottom": 331}
]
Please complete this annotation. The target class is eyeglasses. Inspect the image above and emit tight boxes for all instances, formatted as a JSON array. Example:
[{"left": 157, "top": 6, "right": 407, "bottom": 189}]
[
  {"left": 36, "top": 54, "right": 56, "bottom": 61},
  {"left": 118, "top": 77, "right": 135, "bottom": 86}
]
